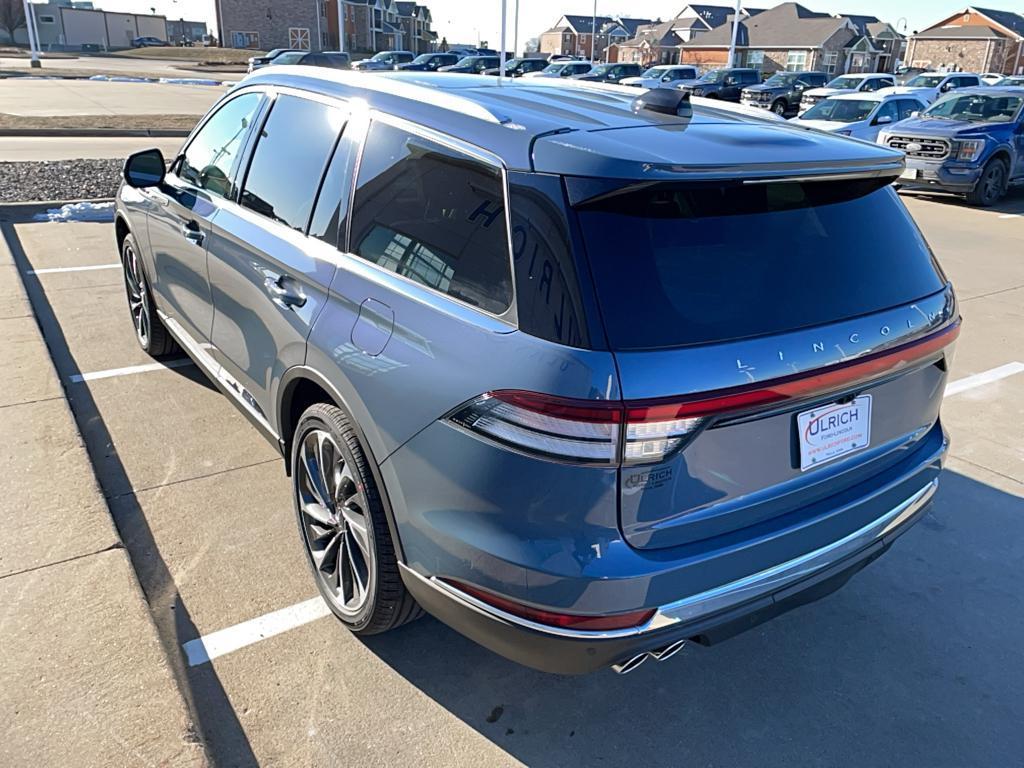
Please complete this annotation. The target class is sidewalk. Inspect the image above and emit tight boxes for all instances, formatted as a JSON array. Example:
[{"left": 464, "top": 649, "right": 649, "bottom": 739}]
[{"left": 0, "top": 223, "right": 205, "bottom": 766}]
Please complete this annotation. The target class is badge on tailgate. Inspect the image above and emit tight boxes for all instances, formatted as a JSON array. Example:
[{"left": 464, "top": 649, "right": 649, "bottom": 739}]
[{"left": 797, "top": 395, "right": 872, "bottom": 471}]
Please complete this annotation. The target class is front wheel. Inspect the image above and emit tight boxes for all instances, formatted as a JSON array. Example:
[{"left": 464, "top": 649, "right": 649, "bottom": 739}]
[
  {"left": 772, "top": 99, "right": 787, "bottom": 116},
  {"left": 966, "top": 158, "right": 1008, "bottom": 207},
  {"left": 292, "top": 403, "right": 422, "bottom": 634}
]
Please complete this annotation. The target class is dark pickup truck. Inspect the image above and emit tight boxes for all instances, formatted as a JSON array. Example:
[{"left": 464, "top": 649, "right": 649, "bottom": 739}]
[
  {"left": 741, "top": 71, "right": 828, "bottom": 115},
  {"left": 880, "top": 87, "right": 1024, "bottom": 206},
  {"left": 676, "top": 67, "right": 760, "bottom": 102}
]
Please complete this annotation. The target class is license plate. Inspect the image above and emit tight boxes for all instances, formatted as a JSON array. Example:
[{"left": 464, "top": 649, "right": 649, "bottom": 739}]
[
  {"left": 797, "top": 396, "right": 872, "bottom": 471},
  {"left": 900, "top": 168, "right": 919, "bottom": 180}
]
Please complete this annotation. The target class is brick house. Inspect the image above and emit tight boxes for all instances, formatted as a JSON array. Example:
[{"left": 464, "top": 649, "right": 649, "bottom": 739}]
[
  {"left": 906, "top": 7, "right": 1024, "bottom": 75},
  {"left": 677, "top": 2, "right": 901, "bottom": 76},
  {"left": 538, "top": 15, "right": 654, "bottom": 60},
  {"left": 614, "top": 21, "right": 687, "bottom": 66},
  {"left": 215, "top": 0, "right": 324, "bottom": 51}
]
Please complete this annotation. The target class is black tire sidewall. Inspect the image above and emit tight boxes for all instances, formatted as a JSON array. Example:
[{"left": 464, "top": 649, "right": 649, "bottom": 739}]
[
  {"left": 120, "top": 232, "right": 151, "bottom": 352},
  {"left": 291, "top": 407, "right": 380, "bottom": 632}
]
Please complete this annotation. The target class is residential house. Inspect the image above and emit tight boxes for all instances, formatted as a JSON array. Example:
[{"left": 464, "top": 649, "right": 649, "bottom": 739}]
[
  {"left": 905, "top": 7, "right": 1024, "bottom": 75},
  {"left": 216, "top": 0, "right": 323, "bottom": 50},
  {"left": 324, "top": 0, "right": 433, "bottom": 54},
  {"left": 538, "top": 14, "right": 654, "bottom": 60},
  {"left": 674, "top": 4, "right": 765, "bottom": 41},
  {"left": 614, "top": 21, "right": 688, "bottom": 65},
  {"left": 677, "top": 2, "right": 901, "bottom": 75},
  {"left": 395, "top": 3, "right": 434, "bottom": 54}
]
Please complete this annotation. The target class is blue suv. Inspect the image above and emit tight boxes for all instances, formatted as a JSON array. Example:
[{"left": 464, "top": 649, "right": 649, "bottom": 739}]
[
  {"left": 115, "top": 70, "right": 959, "bottom": 674},
  {"left": 880, "top": 87, "right": 1024, "bottom": 206}
]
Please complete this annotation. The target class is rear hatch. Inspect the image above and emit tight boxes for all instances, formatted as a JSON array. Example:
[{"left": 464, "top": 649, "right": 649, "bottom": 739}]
[{"left": 570, "top": 175, "right": 957, "bottom": 550}]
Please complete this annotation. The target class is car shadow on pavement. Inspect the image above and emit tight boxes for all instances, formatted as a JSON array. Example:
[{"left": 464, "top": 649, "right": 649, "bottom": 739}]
[
  {"left": 3, "top": 222, "right": 258, "bottom": 767},
  {"left": 361, "top": 470, "right": 1023, "bottom": 768},
  {"left": 899, "top": 185, "right": 1024, "bottom": 215}
]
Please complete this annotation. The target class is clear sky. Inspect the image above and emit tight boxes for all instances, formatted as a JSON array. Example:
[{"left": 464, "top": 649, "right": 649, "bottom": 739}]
[{"left": 66, "top": 1, "right": 1024, "bottom": 49}]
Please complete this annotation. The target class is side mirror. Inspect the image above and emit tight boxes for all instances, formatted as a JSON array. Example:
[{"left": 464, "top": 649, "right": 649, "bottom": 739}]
[
  {"left": 724, "top": 77, "right": 737, "bottom": 86},
  {"left": 123, "top": 148, "right": 165, "bottom": 188},
  {"left": 910, "top": 110, "right": 920, "bottom": 118},
  {"left": 940, "top": 82, "right": 952, "bottom": 92},
  {"left": 874, "top": 114, "right": 893, "bottom": 125}
]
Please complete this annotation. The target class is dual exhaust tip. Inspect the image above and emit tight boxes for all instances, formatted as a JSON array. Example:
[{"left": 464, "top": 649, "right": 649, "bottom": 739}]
[{"left": 610, "top": 639, "right": 687, "bottom": 675}]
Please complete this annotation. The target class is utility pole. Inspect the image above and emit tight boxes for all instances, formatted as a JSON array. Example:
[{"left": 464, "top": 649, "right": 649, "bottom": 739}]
[
  {"left": 22, "top": 0, "right": 41, "bottom": 68},
  {"left": 726, "top": 0, "right": 741, "bottom": 67},
  {"left": 499, "top": 0, "right": 507, "bottom": 77},
  {"left": 590, "top": 0, "right": 597, "bottom": 63},
  {"left": 513, "top": 0, "right": 519, "bottom": 58}
]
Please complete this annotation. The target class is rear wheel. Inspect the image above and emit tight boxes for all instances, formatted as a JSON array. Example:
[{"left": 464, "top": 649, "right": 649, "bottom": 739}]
[
  {"left": 966, "top": 158, "right": 1008, "bottom": 207},
  {"left": 121, "top": 232, "right": 177, "bottom": 357},
  {"left": 772, "top": 99, "right": 787, "bottom": 116},
  {"left": 292, "top": 403, "right": 421, "bottom": 634}
]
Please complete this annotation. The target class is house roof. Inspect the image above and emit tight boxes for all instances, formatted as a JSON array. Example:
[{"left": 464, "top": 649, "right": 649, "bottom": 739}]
[
  {"left": 679, "top": 3, "right": 853, "bottom": 48},
  {"left": 970, "top": 6, "right": 1024, "bottom": 37},
  {"left": 912, "top": 25, "right": 1008, "bottom": 39},
  {"left": 617, "top": 17, "right": 657, "bottom": 36},
  {"left": 395, "top": 2, "right": 416, "bottom": 16},
  {"left": 678, "top": 5, "right": 766, "bottom": 30},
  {"left": 840, "top": 14, "right": 880, "bottom": 36},
  {"left": 865, "top": 21, "right": 899, "bottom": 38},
  {"left": 560, "top": 15, "right": 616, "bottom": 34},
  {"left": 620, "top": 20, "right": 684, "bottom": 48}
]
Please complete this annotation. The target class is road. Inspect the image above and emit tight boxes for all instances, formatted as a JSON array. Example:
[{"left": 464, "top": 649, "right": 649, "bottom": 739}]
[
  {"left": 3, "top": 190, "right": 1022, "bottom": 766},
  {"left": 0, "top": 136, "right": 186, "bottom": 161},
  {"left": 0, "top": 79, "right": 225, "bottom": 117},
  {"left": 0, "top": 53, "right": 246, "bottom": 81}
]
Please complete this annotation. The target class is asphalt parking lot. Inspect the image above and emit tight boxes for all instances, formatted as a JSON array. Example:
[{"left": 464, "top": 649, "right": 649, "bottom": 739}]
[{"left": 3, "top": 190, "right": 1023, "bottom": 767}]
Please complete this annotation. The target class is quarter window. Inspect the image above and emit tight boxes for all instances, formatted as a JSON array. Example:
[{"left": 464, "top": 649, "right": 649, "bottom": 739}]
[
  {"left": 179, "top": 92, "right": 262, "bottom": 198},
  {"left": 350, "top": 121, "right": 513, "bottom": 315},
  {"left": 240, "top": 95, "right": 344, "bottom": 231}
]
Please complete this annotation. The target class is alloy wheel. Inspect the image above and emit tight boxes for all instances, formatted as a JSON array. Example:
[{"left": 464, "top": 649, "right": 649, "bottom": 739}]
[
  {"left": 297, "top": 429, "right": 373, "bottom": 616},
  {"left": 981, "top": 163, "right": 1005, "bottom": 205},
  {"left": 773, "top": 101, "right": 787, "bottom": 115},
  {"left": 123, "top": 242, "right": 150, "bottom": 346}
]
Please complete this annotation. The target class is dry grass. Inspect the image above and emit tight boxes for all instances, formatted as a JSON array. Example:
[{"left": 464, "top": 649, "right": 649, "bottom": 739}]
[
  {"left": 0, "top": 113, "right": 197, "bottom": 132},
  {"left": 113, "top": 47, "right": 261, "bottom": 64}
]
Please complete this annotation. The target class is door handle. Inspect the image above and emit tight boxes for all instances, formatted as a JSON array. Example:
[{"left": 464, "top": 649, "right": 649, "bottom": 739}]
[
  {"left": 264, "top": 273, "right": 307, "bottom": 310},
  {"left": 181, "top": 220, "right": 204, "bottom": 246}
]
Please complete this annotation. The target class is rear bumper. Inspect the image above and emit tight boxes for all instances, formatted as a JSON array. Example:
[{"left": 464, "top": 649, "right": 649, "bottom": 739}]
[{"left": 400, "top": 475, "right": 940, "bottom": 674}]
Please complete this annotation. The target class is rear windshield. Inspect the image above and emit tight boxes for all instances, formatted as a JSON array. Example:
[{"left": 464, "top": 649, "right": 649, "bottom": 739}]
[{"left": 572, "top": 179, "right": 945, "bottom": 350}]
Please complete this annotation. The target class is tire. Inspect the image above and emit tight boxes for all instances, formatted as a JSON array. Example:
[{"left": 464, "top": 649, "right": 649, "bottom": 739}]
[
  {"left": 966, "top": 158, "right": 1008, "bottom": 207},
  {"left": 292, "top": 402, "right": 422, "bottom": 635},
  {"left": 772, "top": 99, "right": 787, "bottom": 116},
  {"left": 120, "top": 232, "right": 177, "bottom": 358}
]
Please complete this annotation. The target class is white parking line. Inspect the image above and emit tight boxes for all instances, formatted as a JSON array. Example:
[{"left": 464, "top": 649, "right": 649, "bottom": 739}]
[
  {"left": 28, "top": 263, "right": 121, "bottom": 275},
  {"left": 178, "top": 360, "right": 1024, "bottom": 667},
  {"left": 944, "top": 362, "right": 1024, "bottom": 397},
  {"left": 183, "top": 597, "right": 331, "bottom": 666},
  {"left": 998, "top": 214, "right": 1020, "bottom": 220},
  {"left": 69, "top": 358, "right": 194, "bottom": 383}
]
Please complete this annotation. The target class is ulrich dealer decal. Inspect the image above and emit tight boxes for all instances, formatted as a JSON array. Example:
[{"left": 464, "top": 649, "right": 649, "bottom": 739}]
[{"left": 796, "top": 395, "right": 872, "bottom": 471}]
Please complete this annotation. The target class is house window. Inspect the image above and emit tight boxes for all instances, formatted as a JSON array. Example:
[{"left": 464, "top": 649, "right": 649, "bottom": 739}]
[
  {"left": 231, "top": 31, "right": 260, "bottom": 49},
  {"left": 747, "top": 49, "right": 764, "bottom": 69},
  {"left": 823, "top": 51, "right": 838, "bottom": 73},
  {"left": 321, "top": 30, "right": 330, "bottom": 47},
  {"left": 786, "top": 50, "right": 807, "bottom": 71}
]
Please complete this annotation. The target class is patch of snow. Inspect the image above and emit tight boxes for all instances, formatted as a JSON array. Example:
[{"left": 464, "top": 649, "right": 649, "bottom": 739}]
[
  {"left": 87, "top": 75, "right": 154, "bottom": 83},
  {"left": 158, "top": 77, "right": 224, "bottom": 87},
  {"left": 33, "top": 201, "right": 116, "bottom": 223}
]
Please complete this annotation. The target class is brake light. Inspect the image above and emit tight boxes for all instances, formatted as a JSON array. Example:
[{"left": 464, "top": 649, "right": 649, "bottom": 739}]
[
  {"left": 441, "top": 578, "right": 656, "bottom": 631},
  {"left": 448, "top": 321, "right": 959, "bottom": 466}
]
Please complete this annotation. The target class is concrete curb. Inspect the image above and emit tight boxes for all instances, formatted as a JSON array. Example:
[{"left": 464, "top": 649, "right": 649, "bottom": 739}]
[{"left": 0, "top": 128, "right": 190, "bottom": 137}]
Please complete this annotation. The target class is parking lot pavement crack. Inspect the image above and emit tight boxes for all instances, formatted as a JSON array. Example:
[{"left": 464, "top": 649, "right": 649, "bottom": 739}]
[
  {"left": 959, "top": 283, "right": 1024, "bottom": 303},
  {"left": 0, "top": 395, "right": 63, "bottom": 410},
  {"left": 0, "top": 541, "right": 124, "bottom": 582},
  {"left": 949, "top": 454, "right": 1024, "bottom": 488},
  {"left": 107, "top": 458, "right": 282, "bottom": 500}
]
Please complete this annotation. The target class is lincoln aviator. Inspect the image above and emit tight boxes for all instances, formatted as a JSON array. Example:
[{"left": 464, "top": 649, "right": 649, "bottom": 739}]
[{"left": 115, "top": 70, "right": 959, "bottom": 674}]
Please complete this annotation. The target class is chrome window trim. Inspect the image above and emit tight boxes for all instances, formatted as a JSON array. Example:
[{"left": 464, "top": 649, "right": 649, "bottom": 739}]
[
  {"left": 404, "top": 479, "right": 939, "bottom": 641},
  {"left": 340, "top": 109, "right": 519, "bottom": 328}
]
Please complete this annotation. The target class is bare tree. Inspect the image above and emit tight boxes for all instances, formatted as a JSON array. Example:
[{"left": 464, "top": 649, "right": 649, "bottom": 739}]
[
  {"left": 0, "top": 0, "right": 26, "bottom": 44},
  {"left": 524, "top": 37, "right": 539, "bottom": 53}
]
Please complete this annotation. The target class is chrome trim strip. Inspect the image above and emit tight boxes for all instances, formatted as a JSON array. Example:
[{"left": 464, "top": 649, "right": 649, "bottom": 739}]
[
  {"left": 401, "top": 479, "right": 938, "bottom": 641},
  {"left": 158, "top": 311, "right": 279, "bottom": 439}
]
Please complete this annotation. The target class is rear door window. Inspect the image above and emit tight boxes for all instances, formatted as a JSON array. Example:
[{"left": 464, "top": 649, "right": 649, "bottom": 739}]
[
  {"left": 239, "top": 94, "right": 344, "bottom": 231},
  {"left": 349, "top": 121, "right": 513, "bottom": 315},
  {"left": 571, "top": 179, "right": 946, "bottom": 349}
]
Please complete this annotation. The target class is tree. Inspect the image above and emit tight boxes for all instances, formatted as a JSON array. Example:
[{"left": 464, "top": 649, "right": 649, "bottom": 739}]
[
  {"left": 0, "top": 0, "right": 26, "bottom": 44},
  {"left": 524, "top": 37, "right": 539, "bottom": 54}
]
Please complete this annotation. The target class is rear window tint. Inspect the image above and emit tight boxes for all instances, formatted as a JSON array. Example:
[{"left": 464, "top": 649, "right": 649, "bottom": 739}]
[
  {"left": 573, "top": 180, "right": 945, "bottom": 350},
  {"left": 349, "top": 121, "right": 512, "bottom": 315}
]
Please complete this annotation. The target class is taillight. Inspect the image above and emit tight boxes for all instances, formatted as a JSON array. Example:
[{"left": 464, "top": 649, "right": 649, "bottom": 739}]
[{"left": 448, "top": 321, "right": 959, "bottom": 466}]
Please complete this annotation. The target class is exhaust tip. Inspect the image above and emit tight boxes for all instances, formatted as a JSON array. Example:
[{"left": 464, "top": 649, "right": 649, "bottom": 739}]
[
  {"left": 611, "top": 653, "right": 648, "bottom": 675},
  {"left": 649, "top": 638, "right": 687, "bottom": 662}
]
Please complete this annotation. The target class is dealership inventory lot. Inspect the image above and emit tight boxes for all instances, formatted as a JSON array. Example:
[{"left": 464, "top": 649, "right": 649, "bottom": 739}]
[{"left": 3, "top": 193, "right": 1022, "bottom": 766}]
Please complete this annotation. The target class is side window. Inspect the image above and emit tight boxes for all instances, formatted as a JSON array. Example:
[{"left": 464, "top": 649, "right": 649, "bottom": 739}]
[
  {"left": 743, "top": 70, "right": 758, "bottom": 83},
  {"left": 350, "top": 121, "right": 513, "bottom": 315},
  {"left": 873, "top": 100, "right": 898, "bottom": 123},
  {"left": 239, "top": 94, "right": 344, "bottom": 231},
  {"left": 309, "top": 124, "right": 359, "bottom": 246},
  {"left": 860, "top": 78, "right": 878, "bottom": 92},
  {"left": 897, "top": 99, "right": 920, "bottom": 120},
  {"left": 179, "top": 93, "right": 262, "bottom": 198},
  {"left": 880, "top": 78, "right": 895, "bottom": 88}
]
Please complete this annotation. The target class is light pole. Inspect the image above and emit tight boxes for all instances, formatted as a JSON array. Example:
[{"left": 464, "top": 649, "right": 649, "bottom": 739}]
[
  {"left": 22, "top": 0, "right": 41, "bottom": 68},
  {"left": 499, "top": 0, "right": 507, "bottom": 77},
  {"left": 726, "top": 0, "right": 741, "bottom": 67},
  {"left": 590, "top": 0, "right": 597, "bottom": 63},
  {"left": 336, "top": 0, "right": 345, "bottom": 53},
  {"left": 513, "top": 0, "right": 519, "bottom": 58}
]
